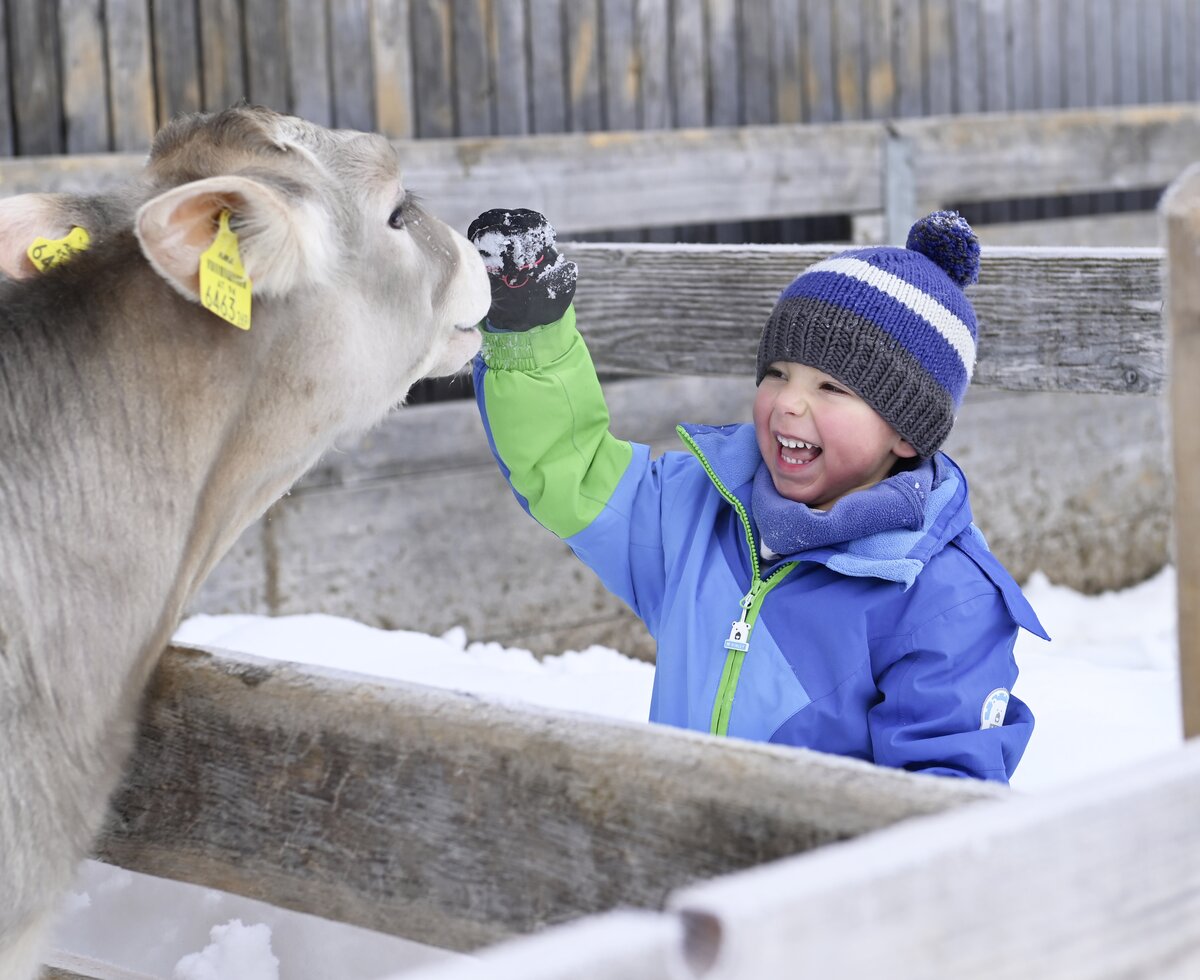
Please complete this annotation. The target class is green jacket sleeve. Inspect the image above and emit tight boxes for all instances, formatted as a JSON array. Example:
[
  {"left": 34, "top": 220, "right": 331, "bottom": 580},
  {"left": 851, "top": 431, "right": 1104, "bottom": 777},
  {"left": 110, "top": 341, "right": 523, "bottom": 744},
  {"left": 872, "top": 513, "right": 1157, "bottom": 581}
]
[{"left": 473, "top": 306, "right": 634, "bottom": 538}]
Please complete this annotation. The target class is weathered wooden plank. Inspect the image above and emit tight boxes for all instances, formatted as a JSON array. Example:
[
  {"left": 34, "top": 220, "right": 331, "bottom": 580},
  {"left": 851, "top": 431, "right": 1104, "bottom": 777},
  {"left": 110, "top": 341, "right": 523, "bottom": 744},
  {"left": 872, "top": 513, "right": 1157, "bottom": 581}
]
[
  {"left": 670, "top": 741, "right": 1200, "bottom": 978},
  {"left": 862, "top": 0, "right": 895, "bottom": 116},
  {"left": 198, "top": 0, "right": 246, "bottom": 111},
  {"left": 1062, "top": 0, "right": 1088, "bottom": 109},
  {"left": 801, "top": 0, "right": 834, "bottom": 123},
  {"left": 60, "top": 0, "right": 110, "bottom": 153},
  {"left": 244, "top": 0, "right": 289, "bottom": 111},
  {"left": 151, "top": 0, "right": 202, "bottom": 124},
  {"left": 330, "top": 0, "right": 375, "bottom": 130},
  {"left": 1164, "top": 164, "right": 1200, "bottom": 739},
  {"left": 393, "top": 123, "right": 885, "bottom": 232},
  {"left": 1164, "top": 0, "right": 1192, "bottom": 102},
  {"left": 371, "top": 0, "right": 413, "bottom": 136},
  {"left": 565, "top": 0, "right": 602, "bottom": 131},
  {"left": 564, "top": 243, "right": 1164, "bottom": 394},
  {"left": 528, "top": 0, "right": 566, "bottom": 133},
  {"left": 412, "top": 0, "right": 455, "bottom": 136},
  {"left": 6, "top": 103, "right": 1197, "bottom": 226},
  {"left": 671, "top": 0, "right": 706, "bottom": 128},
  {"left": 96, "top": 645, "right": 1000, "bottom": 951},
  {"left": 769, "top": 0, "right": 803, "bottom": 126},
  {"left": 893, "top": 0, "right": 923, "bottom": 116},
  {"left": 490, "top": 0, "right": 529, "bottom": 135},
  {"left": 599, "top": 0, "right": 634, "bottom": 129},
  {"left": 706, "top": 0, "right": 740, "bottom": 126},
  {"left": 739, "top": 1, "right": 772, "bottom": 126},
  {"left": 898, "top": 104, "right": 1200, "bottom": 203},
  {"left": 284, "top": 0, "right": 333, "bottom": 125},
  {"left": 453, "top": 0, "right": 492, "bottom": 136},
  {"left": 922, "top": 0, "right": 954, "bottom": 117},
  {"left": 105, "top": 0, "right": 156, "bottom": 151},
  {"left": 831, "top": 0, "right": 866, "bottom": 120},
  {"left": 1142, "top": 0, "right": 1167, "bottom": 105},
  {"left": 1115, "top": 0, "right": 1142, "bottom": 106},
  {"left": 10, "top": 0, "right": 64, "bottom": 154},
  {"left": 636, "top": 0, "right": 670, "bottom": 130}
]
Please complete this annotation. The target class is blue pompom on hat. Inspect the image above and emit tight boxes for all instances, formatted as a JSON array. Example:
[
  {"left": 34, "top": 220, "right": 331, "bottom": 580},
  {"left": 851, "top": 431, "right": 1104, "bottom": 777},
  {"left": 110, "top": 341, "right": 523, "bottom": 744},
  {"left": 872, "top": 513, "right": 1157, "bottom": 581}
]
[{"left": 755, "top": 210, "right": 981, "bottom": 458}]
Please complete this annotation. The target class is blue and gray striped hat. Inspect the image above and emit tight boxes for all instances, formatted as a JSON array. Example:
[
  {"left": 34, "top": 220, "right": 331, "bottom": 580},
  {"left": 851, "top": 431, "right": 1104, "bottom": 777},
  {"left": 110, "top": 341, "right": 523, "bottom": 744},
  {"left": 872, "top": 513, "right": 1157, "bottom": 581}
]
[{"left": 756, "top": 211, "right": 981, "bottom": 458}]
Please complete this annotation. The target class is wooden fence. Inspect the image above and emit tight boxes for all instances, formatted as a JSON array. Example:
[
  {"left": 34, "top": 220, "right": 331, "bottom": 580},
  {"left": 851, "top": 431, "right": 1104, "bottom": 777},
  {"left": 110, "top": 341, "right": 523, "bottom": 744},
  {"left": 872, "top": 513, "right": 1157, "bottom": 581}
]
[
  {"left": 7, "top": 0, "right": 1200, "bottom": 154},
  {"left": 6, "top": 0, "right": 1200, "bottom": 242},
  {"left": 81, "top": 162, "right": 1200, "bottom": 980}
]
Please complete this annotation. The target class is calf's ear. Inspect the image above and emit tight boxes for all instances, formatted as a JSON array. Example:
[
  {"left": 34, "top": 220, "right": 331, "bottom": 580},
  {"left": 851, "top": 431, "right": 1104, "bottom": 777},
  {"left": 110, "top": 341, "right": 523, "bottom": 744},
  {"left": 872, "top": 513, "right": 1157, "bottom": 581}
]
[
  {"left": 0, "top": 193, "right": 76, "bottom": 279},
  {"left": 136, "top": 174, "right": 334, "bottom": 301}
]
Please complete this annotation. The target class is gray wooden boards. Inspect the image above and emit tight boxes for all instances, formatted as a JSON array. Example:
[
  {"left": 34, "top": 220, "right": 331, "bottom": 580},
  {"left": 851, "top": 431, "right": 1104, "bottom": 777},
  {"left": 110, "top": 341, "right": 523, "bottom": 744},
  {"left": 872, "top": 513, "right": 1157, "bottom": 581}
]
[
  {"left": 94, "top": 645, "right": 1000, "bottom": 952},
  {"left": 565, "top": 243, "right": 1164, "bottom": 395},
  {"left": 396, "top": 741, "right": 1200, "bottom": 980},
  {"left": 2, "top": 103, "right": 1197, "bottom": 237},
  {"left": 1164, "top": 163, "right": 1200, "bottom": 739}
]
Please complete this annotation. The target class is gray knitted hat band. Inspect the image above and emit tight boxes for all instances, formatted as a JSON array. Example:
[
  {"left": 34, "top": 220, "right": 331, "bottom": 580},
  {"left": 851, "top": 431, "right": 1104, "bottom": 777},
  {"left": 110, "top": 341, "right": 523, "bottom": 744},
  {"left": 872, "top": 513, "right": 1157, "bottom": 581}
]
[{"left": 758, "top": 296, "right": 955, "bottom": 458}]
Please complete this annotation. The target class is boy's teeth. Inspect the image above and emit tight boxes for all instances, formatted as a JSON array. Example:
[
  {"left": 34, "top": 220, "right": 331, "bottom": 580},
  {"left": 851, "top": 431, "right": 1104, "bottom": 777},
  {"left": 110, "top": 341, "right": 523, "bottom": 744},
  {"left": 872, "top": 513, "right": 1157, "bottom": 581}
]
[{"left": 777, "top": 436, "right": 817, "bottom": 450}]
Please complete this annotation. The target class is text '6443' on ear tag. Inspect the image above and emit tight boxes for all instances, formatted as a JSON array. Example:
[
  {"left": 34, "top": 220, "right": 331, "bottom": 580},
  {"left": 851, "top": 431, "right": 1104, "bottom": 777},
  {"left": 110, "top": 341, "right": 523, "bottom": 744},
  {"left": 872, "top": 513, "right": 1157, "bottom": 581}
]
[
  {"left": 199, "top": 210, "right": 253, "bottom": 331},
  {"left": 27, "top": 226, "right": 90, "bottom": 272}
]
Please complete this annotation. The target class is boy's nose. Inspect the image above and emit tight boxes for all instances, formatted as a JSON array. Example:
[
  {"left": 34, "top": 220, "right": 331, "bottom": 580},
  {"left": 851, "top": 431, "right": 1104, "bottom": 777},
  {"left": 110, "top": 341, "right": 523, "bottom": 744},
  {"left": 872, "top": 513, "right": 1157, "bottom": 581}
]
[{"left": 780, "top": 386, "right": 811, "bottom": 416}]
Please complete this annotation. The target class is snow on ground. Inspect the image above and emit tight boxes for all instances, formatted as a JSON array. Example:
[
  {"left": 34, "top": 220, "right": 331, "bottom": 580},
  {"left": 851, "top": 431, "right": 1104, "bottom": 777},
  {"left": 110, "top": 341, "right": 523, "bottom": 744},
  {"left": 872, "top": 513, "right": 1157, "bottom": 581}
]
[{"left": 51, "top": 566, "right": 1183, "bottom": 978}]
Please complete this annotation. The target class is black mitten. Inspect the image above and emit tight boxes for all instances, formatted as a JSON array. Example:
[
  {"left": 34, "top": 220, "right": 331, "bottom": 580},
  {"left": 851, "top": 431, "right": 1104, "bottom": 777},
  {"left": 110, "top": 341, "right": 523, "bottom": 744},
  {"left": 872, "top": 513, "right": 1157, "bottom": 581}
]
[{"left": 467, "top": 208, "right": 578, "bottom": 331}]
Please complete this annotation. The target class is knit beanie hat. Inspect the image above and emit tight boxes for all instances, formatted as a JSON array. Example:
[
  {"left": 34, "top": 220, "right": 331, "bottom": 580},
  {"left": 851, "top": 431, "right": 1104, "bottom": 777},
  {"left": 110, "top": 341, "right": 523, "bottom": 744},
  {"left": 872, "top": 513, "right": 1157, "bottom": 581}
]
[{"left": 756, "top": 211, "right": 980, "bottom": 458}]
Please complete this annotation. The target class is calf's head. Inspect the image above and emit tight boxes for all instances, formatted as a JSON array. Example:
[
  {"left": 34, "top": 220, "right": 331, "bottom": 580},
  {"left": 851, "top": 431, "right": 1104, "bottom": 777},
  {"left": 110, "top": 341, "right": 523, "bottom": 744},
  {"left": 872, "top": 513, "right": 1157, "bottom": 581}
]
[{"left": 0, "top": 106, "right": 490, "bottom": 437}]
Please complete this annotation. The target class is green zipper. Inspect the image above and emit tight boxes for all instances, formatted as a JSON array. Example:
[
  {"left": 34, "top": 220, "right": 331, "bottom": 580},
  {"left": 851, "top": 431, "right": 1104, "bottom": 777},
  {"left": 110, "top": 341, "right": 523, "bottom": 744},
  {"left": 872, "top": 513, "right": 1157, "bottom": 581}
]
[{"left": 677, "top": 427, "right": 798, "bottom": 737}]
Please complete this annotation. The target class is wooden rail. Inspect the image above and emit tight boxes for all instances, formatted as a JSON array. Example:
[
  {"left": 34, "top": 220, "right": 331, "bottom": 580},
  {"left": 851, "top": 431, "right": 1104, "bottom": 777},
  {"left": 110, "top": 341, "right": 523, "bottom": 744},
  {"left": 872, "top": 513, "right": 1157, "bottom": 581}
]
[
  {"left": 570, "top": 243, "right": 1164, "bottom": 392},
  {"left": 95, "top": 645, "right": 999, "bottom": 952},
  {"left": 2, "top": 105, "right": 1197, "bottom": 239},
  {"left": 392, "top": 742, "right": 1200, "bottom": 980}
]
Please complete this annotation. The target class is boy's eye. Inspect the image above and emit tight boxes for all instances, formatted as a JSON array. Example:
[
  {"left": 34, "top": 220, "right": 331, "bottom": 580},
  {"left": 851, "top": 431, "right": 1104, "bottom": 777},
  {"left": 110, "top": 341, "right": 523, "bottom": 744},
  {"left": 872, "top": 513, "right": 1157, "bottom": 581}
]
[
  {"left": 764, "top": 366, "right": 785, "bottom": 379},
  {"left": 821, "top": 382, "right": 848, "bottom": 394}
]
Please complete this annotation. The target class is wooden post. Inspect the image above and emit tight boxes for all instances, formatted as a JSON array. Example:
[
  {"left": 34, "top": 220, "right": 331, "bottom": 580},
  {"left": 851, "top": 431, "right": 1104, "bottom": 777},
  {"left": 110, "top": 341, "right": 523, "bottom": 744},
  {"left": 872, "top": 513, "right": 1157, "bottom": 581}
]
[
  {"left": 883, "top": 127, "right": 915, "bottom": 245},
  {"left": 1163, "top": 163, "right": 1200, "bottom": 740}
]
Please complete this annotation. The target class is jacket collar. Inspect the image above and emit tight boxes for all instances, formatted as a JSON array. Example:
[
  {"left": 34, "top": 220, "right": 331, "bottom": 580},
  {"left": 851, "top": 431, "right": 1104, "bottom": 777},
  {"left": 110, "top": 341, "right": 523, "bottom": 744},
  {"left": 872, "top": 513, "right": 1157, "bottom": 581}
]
[{"left": 678, "top": 422, "right": 973, "bottom": 588}]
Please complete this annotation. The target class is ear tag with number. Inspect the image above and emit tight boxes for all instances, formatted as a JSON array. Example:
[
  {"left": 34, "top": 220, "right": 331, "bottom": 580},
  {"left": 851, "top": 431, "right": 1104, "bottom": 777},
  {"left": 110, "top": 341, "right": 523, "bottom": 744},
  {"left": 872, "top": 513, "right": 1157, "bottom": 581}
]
[
  {"left": 27, "top": 226, "right": 91, "bottom": 272},
  {"left": 199, "top": 210, "right": 253, "bottom": 331}
]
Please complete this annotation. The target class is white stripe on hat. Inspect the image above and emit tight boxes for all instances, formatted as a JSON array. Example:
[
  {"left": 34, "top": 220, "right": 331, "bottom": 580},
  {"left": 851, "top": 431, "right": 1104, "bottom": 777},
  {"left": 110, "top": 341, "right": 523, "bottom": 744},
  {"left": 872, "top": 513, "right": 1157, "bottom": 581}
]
[{"left": 809, "top": 255, "right": 976, "bottom": 376}]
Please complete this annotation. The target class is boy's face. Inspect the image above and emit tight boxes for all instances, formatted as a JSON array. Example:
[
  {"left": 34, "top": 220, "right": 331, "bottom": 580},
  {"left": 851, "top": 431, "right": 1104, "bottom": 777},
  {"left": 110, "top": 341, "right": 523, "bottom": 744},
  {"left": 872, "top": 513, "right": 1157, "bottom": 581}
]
[{"left": 753, "top": 361, "right": 917, "bottom": 510}]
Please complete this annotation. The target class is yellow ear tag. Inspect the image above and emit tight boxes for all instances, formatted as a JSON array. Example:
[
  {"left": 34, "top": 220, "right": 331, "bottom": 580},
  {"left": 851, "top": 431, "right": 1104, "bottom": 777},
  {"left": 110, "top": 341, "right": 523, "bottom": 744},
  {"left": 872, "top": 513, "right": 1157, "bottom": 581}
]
[
  {"left": 27, "top": 226, "right": 91, "bottom": 272},
  {"left": 199, "top": 210, "right": 253, "bottom": 331}
]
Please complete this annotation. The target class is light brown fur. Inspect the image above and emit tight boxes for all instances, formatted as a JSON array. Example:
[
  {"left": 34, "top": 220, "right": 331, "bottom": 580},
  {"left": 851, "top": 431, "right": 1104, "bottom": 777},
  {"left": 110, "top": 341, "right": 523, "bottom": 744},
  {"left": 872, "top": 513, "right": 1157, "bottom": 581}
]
[{"left": 0, "top": 106, "right": 489, "bottom": 978}]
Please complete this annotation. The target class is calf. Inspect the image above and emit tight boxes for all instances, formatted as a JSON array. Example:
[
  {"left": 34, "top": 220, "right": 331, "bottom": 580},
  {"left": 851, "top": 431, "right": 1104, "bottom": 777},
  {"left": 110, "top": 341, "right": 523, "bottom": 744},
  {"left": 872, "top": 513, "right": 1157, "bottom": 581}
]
[{"left": 0, "top": 106, "right": 489, "bottom": 978}]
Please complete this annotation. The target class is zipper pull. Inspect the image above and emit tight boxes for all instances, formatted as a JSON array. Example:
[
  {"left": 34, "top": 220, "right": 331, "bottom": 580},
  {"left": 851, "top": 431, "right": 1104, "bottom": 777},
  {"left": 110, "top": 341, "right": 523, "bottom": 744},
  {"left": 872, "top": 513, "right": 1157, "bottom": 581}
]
[{"left": 723, "top": 590, "right": 755, "bottom": 652}]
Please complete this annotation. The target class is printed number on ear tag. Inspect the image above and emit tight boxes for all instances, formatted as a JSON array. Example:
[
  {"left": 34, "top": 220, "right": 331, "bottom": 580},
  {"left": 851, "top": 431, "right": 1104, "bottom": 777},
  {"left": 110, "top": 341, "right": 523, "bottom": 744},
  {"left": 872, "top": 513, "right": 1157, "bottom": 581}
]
[
  {"left": 199, "top": 210, "right": 253, "bottom": 331},
  {"left": 27, "top": 226, "right": 91, "bottom": 272}
]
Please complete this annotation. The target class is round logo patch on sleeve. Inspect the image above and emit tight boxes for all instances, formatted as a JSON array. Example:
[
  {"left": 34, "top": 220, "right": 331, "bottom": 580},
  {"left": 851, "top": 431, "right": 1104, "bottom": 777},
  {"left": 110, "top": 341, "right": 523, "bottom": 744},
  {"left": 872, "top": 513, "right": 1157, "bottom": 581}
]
[{"left": 980, "top": 688, "right": 1010, "bottom": 730}]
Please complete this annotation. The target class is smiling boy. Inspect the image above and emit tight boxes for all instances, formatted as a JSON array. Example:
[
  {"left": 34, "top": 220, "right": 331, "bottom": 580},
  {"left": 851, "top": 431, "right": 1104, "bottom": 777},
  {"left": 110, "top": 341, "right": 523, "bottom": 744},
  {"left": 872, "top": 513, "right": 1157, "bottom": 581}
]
[{"left": 470, "top": 208, "right": 1047, "bottom": 783}]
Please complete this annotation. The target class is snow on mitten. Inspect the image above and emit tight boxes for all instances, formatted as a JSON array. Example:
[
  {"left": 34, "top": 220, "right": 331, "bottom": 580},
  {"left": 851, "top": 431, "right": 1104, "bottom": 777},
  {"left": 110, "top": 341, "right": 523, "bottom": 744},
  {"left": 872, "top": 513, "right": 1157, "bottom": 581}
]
[{"left": 467, "top": 208, "right": 578, "bottom": 331}]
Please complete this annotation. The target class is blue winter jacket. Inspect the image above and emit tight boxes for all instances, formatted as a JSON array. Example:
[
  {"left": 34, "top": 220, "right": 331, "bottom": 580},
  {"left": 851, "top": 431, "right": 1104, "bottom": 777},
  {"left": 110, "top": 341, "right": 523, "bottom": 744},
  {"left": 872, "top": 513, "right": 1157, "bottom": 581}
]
[{"left": 474, "top": 308, "right": 1047, "bottom": 783}]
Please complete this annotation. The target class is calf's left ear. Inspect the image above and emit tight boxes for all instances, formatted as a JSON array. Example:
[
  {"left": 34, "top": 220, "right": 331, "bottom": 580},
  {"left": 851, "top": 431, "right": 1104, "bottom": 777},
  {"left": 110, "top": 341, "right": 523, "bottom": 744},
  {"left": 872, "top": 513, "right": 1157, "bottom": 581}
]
[
  {"left": 0, "top": 193, "right": 78, "bottom": 279},
  {"left": 136, "top": 174, "right": 335, "bottom": 301}
]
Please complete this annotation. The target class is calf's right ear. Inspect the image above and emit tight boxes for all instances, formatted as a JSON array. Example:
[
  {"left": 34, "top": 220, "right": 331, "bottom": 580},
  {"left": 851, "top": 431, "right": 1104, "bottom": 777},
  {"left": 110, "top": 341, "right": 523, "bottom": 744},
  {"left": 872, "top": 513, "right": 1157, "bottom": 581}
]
[{"left": 136, "top": 174, "right": 335, "bottom": 301}]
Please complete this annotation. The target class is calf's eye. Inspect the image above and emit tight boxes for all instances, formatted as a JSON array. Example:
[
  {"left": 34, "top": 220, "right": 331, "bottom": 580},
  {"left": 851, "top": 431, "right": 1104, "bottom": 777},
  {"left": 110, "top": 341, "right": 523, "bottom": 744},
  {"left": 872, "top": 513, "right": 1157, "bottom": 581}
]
[{"left": 388, "top": 206, "right": 406, "bottom": 230}]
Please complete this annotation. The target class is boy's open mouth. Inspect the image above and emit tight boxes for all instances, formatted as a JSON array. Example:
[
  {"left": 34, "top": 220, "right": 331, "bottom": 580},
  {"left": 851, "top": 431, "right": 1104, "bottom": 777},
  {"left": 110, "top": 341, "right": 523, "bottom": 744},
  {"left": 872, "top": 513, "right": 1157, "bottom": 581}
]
[{"left": 777, "top": 434, "right": 821, "bottom": 465}]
